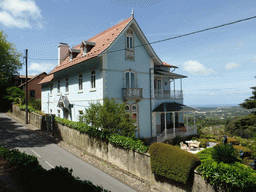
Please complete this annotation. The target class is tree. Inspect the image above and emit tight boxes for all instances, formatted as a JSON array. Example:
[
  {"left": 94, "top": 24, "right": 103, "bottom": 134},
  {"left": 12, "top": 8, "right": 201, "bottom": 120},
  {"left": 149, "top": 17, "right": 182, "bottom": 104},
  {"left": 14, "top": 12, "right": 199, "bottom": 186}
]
[
  {"left": 0, "top": 31, "right": 22, "bottom": 86},
  {"left": 84, "top": 98, "right": 136, "bottom": 138},
  {"left": 240, "top": 86, "right": 256, "bottom": 113},
  {"left": 5, "top": 86, "right": 25, "bottom": 105}
]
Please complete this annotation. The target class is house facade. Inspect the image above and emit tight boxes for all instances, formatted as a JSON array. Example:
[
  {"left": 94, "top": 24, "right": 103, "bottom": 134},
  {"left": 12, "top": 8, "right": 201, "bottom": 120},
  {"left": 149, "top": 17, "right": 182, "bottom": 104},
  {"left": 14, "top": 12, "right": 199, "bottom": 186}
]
[
  {"left": 39, "top": 16, "right": 197, "bottom": 139},
  {"left": 19, "top": 72, "right": 47, "bottom": 100}
]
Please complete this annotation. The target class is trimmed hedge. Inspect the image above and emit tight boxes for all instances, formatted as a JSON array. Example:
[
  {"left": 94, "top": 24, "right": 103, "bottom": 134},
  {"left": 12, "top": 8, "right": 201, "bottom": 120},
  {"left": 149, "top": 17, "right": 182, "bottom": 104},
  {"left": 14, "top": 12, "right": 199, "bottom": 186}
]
[
  {"left": 55, "top": 117, "right": 149, "bottom": 153},
  {"left": 149, "top": 143, "right": 201, "bottom": 184},
  {"left": 0, "top": 147, "right": 110, "bottom": 191}
]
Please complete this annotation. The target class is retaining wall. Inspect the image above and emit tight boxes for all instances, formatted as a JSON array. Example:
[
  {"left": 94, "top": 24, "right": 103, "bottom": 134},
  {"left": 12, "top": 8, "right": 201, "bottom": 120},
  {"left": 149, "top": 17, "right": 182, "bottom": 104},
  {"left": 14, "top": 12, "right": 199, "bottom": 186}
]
[{"left": 12, "top": 104, "right": 214, "bottom": 192}]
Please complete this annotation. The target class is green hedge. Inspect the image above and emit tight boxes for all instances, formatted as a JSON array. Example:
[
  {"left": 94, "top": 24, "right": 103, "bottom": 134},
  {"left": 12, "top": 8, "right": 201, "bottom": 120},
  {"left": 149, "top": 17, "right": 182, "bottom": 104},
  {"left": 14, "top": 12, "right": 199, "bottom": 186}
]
[
  {"left": 197, "top": 161, "right": 256, "bottom": 191},
  {"left": 0, "top": 147, "right": 110, "bottom": 191},
  {"left": 55, "top": 117, "right": 149, "bottom": 153},
  {"left": 149, "top": 143, "right": 201, "bottom": 184}
]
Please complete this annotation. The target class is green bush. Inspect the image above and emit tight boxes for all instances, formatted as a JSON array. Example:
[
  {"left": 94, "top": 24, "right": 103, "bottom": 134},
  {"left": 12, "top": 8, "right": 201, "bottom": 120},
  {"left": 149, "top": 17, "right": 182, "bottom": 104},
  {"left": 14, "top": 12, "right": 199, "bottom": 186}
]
[
  {"left": 108, "top": 134, "right": 148, "bottom": 153},
  {"left": 0, "top": 147, "right": 110, "bottom": 191},
  {"left": 233, "top": 145, "right": 252, "bottom": 158},
  {"left": 211, "top": 144, "right": 238, "bottom": 164},
  {"left": 55, "top": 117, "right": 149, "bottom": 153},
  {"left": 197, "top": 161, "right": 256, "bottom": 191},
  {"left": 149, "top": 143, "right": 201, "bottom": 184},
  {"left": 227, "top": 137, "right": 240, "bottom": 145}
]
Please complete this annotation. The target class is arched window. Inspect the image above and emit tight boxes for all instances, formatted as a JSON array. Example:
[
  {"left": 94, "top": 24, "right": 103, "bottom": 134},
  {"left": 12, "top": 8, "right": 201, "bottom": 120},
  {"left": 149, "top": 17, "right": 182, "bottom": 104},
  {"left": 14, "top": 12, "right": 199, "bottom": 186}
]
[{"left": 125, "top": 71, "right": 135, "bottom": 88}]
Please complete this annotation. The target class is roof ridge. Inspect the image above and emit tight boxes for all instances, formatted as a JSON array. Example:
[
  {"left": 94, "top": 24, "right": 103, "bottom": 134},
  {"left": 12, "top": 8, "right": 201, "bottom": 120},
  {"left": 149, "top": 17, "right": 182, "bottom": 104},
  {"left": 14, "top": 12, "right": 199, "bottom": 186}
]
[{"left": 87, "top": 17, "right": 132, "bottom": 41}]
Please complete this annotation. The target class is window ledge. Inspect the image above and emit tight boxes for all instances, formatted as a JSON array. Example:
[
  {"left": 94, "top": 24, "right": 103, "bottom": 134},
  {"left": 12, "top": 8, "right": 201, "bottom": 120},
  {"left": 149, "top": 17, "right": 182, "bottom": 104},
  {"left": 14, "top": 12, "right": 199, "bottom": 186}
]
[
  {"left": 65, "top": 92, "right": 69, "bottom": 95},
  {"left": 78, "top": 90, "right": 83, "bottom": 93},
  {"left": 50, "top": 94, "right": 53, "bottom": 97},
  {"left": 57, "top": 93, "right": 61, "bottom": 96},
  {"left": 90, "top": 88, "right": 96, "bottom": 92}
]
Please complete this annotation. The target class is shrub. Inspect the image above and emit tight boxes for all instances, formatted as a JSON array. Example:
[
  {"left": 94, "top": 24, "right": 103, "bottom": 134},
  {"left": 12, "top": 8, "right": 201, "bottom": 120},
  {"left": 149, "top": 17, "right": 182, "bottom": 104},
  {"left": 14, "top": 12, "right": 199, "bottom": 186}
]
[
  {"left": 55, "top": 117, "right": 149, "bottom": 153},
  {"left": 0, "top": 147, "right": 110, "bottom": 191},
  {"left": 149, "top": 143, "right": 200, "bottom": 184},
  {"left": 233, "top": 145, "right": 252, "bottom": 158},
  {"left": 211, "top": 144, "right": 238, "bottom": 164},
  {"left": 227, "top": 137, "right": 240, "bottom": 145},
  {"left": 171, "top": 135, "right": 181, "bottom": 146},
  {"left": 197, "top": 161, "right": 256, "bottom": 191}
]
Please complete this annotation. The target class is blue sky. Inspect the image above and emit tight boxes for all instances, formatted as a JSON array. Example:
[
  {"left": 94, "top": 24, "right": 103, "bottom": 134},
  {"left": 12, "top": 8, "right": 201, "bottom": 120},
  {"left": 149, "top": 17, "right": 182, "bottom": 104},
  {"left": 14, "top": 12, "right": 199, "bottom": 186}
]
[{"left": 0, "top": 0, "right": 255, "bottom": 107}]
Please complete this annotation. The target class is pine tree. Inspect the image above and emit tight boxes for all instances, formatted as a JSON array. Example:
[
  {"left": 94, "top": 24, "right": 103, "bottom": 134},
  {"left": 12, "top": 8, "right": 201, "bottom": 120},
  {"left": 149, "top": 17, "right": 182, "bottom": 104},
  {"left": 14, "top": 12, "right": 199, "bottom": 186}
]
[{"left": 240, "top": 77, "right": 256, "bottom": 114}]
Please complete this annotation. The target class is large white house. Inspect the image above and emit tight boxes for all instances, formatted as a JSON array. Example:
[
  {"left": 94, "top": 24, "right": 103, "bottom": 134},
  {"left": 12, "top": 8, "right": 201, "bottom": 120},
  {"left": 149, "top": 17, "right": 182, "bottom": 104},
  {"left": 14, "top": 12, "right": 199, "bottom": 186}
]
[{"left": 39, "top": 14, "right": 197, "bottom": 140}]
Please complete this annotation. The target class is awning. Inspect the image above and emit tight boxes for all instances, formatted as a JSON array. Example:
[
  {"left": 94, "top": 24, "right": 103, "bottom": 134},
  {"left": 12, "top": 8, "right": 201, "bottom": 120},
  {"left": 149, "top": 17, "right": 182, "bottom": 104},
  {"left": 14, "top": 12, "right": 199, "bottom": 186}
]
[
  {"left": 57, "top": 95, "right": 70, "bottom": 110},
  {"left": 154, "top": 68, "right": 187, "bottom": 79},
  {"left": 153, "top": 102, "right": 198, "bottom": 112}
]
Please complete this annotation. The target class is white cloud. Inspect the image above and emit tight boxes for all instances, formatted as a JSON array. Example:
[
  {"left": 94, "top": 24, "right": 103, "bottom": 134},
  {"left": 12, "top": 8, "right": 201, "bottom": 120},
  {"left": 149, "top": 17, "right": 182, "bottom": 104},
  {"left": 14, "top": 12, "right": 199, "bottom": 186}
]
[
  {"left": 0, "top": 0, "right": 42, "bottom": 28},
  {"left": 182, "top": 60, "right": 215, "bottom": 75},
  {"left": 225, "top": 62, "right": 240, "bottom": 69},
  {"left": 28, "top": 62, "right": 56, "bottom": 73}
]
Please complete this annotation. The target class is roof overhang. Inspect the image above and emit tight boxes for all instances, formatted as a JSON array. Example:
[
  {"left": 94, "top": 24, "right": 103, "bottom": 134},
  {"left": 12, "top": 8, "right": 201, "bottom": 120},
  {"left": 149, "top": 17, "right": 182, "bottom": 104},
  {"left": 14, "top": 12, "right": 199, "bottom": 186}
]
[
  {"left": 69, "top": 48, "right": 80, "bottom": 54},
  {"left": 153, "top": 102, "right": 198, "bottom": 112},
  {"left": 80, "top": 40, "right": 96, "bottom": 47},
  {"left": 154, "top": 68, "right": 187, "bottom": 79},
  {"left": 38, "top": 74, "right": 54, "bottom": 85}
]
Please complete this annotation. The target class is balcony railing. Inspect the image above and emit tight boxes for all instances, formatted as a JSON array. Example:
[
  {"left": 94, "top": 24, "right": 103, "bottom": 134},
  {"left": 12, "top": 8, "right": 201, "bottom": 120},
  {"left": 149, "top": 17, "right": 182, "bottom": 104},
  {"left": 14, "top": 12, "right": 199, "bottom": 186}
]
[
  {"left": 154, "top": 89, "right": 183, "bottom": 99},
  {"left": 122, "top": 88, "right": 143, "bottom": 100}
]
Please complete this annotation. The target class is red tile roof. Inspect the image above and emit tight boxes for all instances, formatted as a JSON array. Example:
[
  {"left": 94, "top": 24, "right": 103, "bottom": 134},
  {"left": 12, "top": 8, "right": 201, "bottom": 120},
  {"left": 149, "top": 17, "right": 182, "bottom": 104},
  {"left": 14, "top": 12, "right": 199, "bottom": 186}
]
[
  {"left": 38, "top": 74, "right": 54, "bottom": 85},
  {"left": 49, "top": 17, "right": 133, "bottom": 75},
  {"left": 162, "top": 61, "right": 178, "bottom": 68}
]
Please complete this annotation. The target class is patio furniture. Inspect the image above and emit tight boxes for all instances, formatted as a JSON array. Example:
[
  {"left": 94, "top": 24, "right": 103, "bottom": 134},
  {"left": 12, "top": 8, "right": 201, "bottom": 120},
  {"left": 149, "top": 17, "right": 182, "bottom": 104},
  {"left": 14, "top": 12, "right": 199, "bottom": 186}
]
[
  {"left": 188, "top": 140, "right": 200, "bottom": 150},
  {"left": 180, "top": 142, "right": 188, "bottom": 151}
]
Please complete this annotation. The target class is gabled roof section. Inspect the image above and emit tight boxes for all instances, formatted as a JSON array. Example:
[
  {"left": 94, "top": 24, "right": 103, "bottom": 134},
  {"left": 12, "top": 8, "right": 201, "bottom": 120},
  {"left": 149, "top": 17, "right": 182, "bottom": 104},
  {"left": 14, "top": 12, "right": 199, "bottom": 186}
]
[
  {"left": 38, "top": 74, "right": 54, "bottom": 85},
  {"left": 19, "top": 72, "right": 47, "bottom": 87},
  {"left": 46, "top": 16, "right": 170, "bottom": 77},
  {"left": 49, "top": 17, "right": 133, "bottom": 74}
]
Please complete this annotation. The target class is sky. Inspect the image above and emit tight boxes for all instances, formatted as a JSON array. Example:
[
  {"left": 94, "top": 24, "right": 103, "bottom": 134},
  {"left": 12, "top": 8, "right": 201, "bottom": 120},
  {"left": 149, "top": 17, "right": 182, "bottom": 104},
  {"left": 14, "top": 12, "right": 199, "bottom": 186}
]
[{"left": 0, "top": 0, "right": 255, "bottom": 107}]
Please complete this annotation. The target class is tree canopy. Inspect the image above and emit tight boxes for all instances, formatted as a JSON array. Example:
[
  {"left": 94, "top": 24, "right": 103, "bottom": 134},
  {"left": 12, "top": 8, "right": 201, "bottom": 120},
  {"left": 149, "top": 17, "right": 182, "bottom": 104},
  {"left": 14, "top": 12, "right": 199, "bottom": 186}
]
[
  {"left": 240, "top": 79, "right": 256, "bottom": 112},
  {"left": 0, "top": 31, "right": 22, "bottom": 86},
  {"left": 84, "top": 98, "right": 137, "bottom": 138}
]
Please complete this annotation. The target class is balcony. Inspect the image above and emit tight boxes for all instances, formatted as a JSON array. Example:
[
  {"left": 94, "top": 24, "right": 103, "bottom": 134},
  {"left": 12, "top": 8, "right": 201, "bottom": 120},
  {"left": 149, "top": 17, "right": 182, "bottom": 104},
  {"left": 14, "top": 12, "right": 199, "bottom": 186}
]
[
  {"left": 122, "top": 88, "right": 143, "bottom": 100},
  {"left": 154, "top": 89, "right": 183, "bottom": 99}
]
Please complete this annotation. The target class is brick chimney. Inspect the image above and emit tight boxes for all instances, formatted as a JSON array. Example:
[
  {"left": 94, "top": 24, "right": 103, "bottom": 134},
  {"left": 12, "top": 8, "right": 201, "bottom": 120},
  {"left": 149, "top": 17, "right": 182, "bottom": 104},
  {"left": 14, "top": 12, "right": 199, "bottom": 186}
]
[{"left": 58, "top": 43, "right": 69, "bottom": 66}]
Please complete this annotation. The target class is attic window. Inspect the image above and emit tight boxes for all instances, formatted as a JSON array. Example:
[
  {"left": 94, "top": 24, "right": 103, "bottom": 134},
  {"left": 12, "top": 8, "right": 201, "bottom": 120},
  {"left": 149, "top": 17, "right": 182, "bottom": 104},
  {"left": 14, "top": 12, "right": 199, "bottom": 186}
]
[
  {"left": 69, "top": 48, "right": 80, "bottom": 61},
  {"left": 81, "top": 40, "right": 96, "bottom": 55},
  {"left": 125, "top": 28, "right": 134, "bottom": 60}
]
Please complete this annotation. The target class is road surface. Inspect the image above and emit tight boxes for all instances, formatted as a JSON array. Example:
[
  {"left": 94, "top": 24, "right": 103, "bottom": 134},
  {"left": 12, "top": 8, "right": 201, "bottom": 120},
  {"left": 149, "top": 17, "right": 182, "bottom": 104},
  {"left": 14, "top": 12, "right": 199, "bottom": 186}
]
[{"left": 0, "top": 113, "right": 136, "bottom": 192}]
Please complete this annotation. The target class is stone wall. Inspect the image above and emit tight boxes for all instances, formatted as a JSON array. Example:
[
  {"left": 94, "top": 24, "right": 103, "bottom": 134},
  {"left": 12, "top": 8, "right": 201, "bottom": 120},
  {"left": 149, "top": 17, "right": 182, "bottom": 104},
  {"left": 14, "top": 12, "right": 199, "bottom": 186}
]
[{"left": 12, "top": 105, "right": 215, "bottom": 192}]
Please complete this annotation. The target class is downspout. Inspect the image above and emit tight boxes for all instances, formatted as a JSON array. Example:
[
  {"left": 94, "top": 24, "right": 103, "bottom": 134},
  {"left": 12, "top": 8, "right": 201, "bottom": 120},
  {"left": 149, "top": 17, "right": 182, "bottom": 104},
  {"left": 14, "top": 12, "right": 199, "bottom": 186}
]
[{"left": 149, "top": 68, "right": 153, "bottom": 138}]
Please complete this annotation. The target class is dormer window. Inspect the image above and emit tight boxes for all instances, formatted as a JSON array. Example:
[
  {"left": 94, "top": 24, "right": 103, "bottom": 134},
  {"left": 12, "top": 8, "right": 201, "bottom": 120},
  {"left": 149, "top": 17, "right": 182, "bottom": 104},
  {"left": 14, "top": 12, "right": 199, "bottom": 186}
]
[
  {"left": 69, "top": 48, "right": 80, "bottom": 61},
  {"left": 81, "top": 40, "right": 96, "bottom": 55},
  {"left": 125, "top": 28, "right": 134, "bottom": 60}
]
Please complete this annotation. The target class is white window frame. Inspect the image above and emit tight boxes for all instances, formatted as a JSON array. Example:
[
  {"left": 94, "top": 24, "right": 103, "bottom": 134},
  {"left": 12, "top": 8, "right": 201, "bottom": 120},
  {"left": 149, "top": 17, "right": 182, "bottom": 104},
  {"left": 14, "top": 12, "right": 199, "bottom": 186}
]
[
  {"left": 91, "top": 70, "right": 96, "bottom": 89},
  {"left": 50, "top": 83, "right": 53, "bottom": 96},
  {"left": 57, "top": 80, "right": 60, "bottom": 94},
  {"left": 57, "top": 109, "right": 60, "bottom": 118},
  {"left": 65, "top": 78, "right": 69, "bottom": 93},
  {"left": 78, "top": 74, "right": 83, "bottom": 91},
  {"left": 78, "top": 110, "right": 84, "bottom": 123}
]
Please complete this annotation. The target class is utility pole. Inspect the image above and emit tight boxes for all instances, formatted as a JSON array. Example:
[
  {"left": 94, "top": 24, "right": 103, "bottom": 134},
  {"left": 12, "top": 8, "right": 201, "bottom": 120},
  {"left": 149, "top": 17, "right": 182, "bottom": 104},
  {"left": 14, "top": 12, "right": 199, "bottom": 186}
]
[{"left": 25, "top": 49, "right": 28, "bottom": 124}]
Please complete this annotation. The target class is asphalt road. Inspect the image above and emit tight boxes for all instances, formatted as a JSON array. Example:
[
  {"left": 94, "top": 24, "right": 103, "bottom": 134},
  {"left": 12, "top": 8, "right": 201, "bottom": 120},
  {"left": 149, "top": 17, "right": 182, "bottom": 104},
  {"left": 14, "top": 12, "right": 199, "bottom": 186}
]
[{"left": 0, "top": 113, "right": 137, "bottom": 192}]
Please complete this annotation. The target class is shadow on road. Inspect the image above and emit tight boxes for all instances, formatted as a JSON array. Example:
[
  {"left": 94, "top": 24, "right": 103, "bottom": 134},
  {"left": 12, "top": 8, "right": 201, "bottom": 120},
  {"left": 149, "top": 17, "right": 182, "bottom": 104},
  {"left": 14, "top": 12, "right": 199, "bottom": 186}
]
[{"left": 0, "top": 115, "right": 58, "bottom": 150}]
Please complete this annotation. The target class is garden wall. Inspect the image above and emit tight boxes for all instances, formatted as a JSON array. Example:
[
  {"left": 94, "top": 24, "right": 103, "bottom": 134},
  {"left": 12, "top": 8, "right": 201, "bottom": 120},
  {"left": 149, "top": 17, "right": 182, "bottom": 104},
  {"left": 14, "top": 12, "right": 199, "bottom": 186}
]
[{"left": 12, "top": 104, "right": 215, "bottom": 192}]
